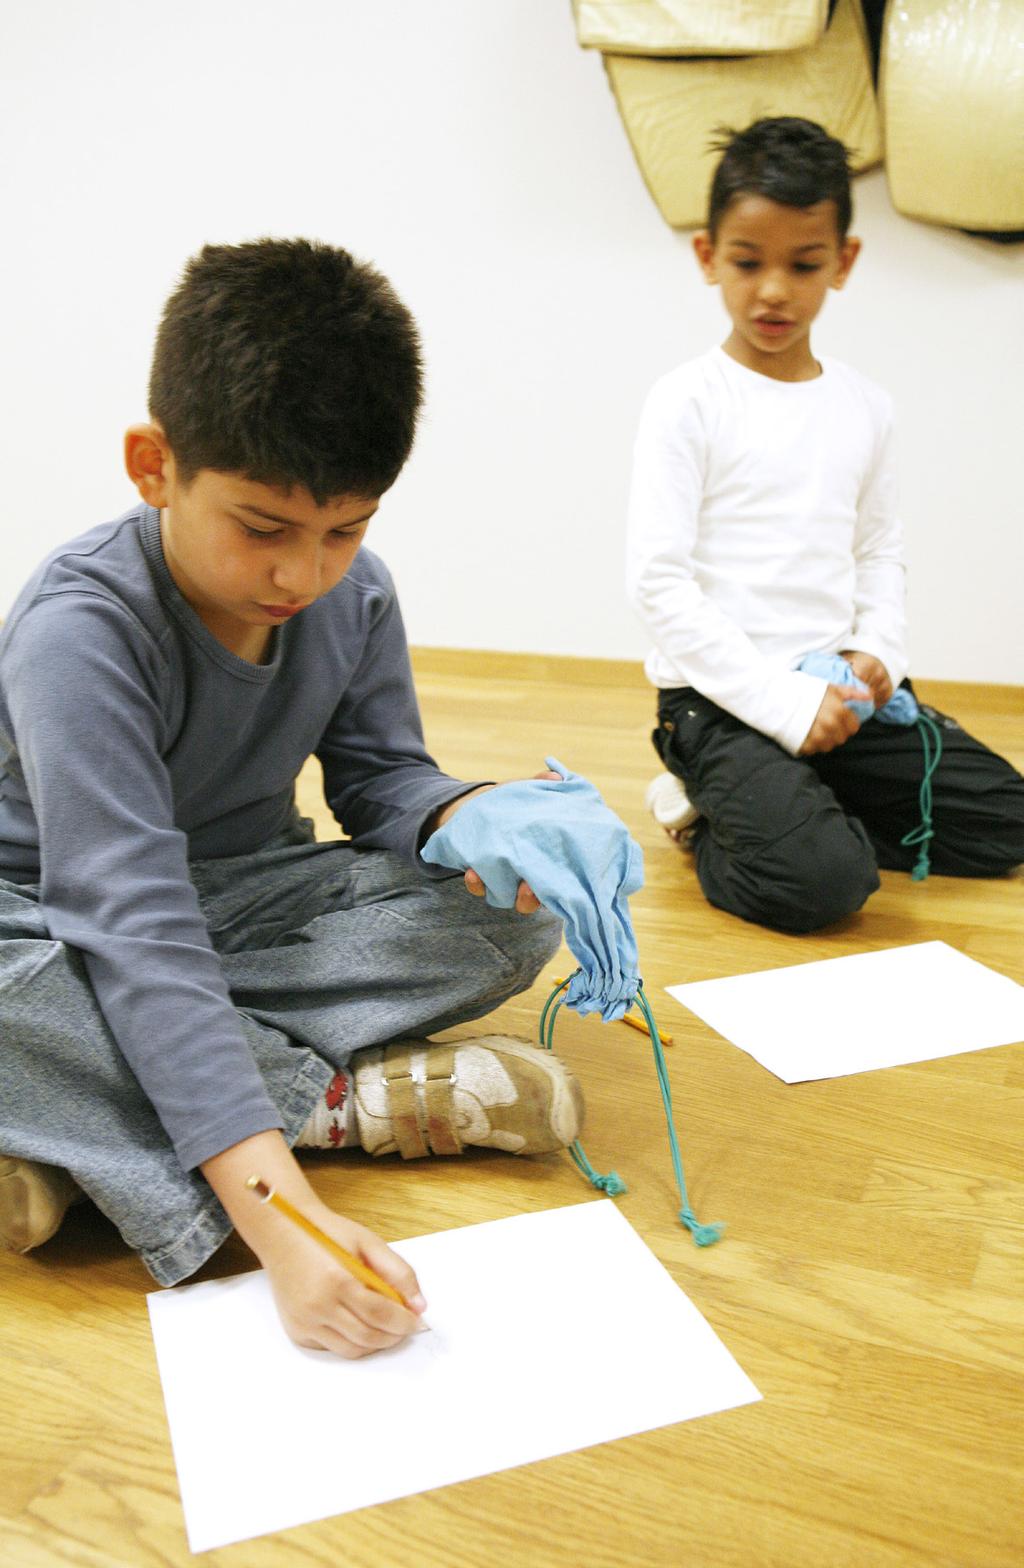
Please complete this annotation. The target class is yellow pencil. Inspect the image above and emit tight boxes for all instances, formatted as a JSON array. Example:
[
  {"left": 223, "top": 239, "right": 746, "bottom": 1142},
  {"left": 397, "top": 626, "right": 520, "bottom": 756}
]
[
  {"left": 550, "top": 976, "right": 674, "bottom": 1045},
  {"left": 245, "top": 1176, "right": 410, "bottom": 1308},
  {"left": 621, "top": 1010, "right": 674, "bottom": 1047}
]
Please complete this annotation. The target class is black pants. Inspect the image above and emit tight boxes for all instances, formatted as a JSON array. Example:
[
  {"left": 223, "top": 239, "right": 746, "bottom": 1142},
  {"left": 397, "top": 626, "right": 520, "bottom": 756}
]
[{"left": 654, "top": 684, "right": 1024, "bottom": 934}]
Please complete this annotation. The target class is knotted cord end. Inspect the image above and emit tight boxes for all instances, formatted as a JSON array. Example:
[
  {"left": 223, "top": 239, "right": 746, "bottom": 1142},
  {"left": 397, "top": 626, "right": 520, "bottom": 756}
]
[
  {"left": 545, "top": 978, "right": 721, "bottom": 1239},
  {"left": 680, "top": 1208, "right": 724, "bottom": 1247}
]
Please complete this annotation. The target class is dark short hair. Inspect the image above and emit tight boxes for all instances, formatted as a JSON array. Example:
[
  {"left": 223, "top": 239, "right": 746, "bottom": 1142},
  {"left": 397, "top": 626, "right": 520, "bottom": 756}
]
[
  {"left": 707, "top": 118, "right": 853, "bottom": 240},
  {"left": 148, "top": 238, "right": 423, "bottom": 502}
]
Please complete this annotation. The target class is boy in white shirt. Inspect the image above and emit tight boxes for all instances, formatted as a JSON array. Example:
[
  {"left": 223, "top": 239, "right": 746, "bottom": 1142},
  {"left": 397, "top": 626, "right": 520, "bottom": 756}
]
[{"left": 627, "top": 118, "right": 1024, "bottom": 932}]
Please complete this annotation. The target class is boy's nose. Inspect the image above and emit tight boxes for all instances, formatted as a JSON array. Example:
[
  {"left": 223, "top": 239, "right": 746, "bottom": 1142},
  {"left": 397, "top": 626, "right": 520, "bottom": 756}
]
[
  {"left": 758, "top": 272, "right": 788, "bottom": 304},
  {"left": 271, "top": 548, "right": 321, "bottom": 601}
]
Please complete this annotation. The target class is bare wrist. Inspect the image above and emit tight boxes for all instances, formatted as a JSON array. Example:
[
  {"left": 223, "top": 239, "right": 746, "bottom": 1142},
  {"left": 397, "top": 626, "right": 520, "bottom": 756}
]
[
  {"left": 420, "top": 784, "right": 493, "bottom": 844},
  {"left": 200, "top": 1129, "right": 319, "bottom": 1260}
]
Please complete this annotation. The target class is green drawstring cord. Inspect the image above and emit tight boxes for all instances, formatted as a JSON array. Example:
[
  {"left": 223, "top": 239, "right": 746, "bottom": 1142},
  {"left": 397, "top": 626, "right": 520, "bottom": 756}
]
[
  {"left": 900, "top": 711, "right": 943, "bottom": 881},
  {"left": 539, "top": 974, "right": 723, "bottom": 1247},
  {"left": 535, "top": 707, "right": 941, "bottom": 1236}
]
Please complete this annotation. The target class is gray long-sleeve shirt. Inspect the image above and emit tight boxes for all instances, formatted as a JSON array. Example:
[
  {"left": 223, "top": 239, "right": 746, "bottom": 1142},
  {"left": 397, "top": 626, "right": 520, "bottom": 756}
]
[{"left": 0, "top": 505, "right": 475, "bottom": 1169}]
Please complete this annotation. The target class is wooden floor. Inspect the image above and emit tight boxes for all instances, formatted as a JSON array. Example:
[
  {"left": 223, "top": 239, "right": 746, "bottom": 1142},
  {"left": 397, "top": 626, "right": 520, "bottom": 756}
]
[{"left": 2, "top": 657, "right": 1022, "bottom": 1568}]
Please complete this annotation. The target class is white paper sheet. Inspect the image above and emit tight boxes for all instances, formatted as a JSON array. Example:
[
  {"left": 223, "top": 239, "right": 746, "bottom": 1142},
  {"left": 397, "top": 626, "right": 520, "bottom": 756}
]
[
  {"left": 667, "top": 940, "right": 1024, "bottom": 1083},
  {"left": 147, "top": 1199, "right": 760, "bottom": 1553}
]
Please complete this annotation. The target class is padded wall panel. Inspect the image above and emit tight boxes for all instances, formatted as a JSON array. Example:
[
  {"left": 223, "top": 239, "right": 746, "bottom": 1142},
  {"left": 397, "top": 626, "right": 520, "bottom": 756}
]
[
  {"left": 573, "top": 0, "right": 828, "bottom": 56},
  {"left": 881, "top": 0, "right": 1024, "bottom": 231},
  {"left": 604, "top": 0, "right": 882, "bottom": 229}
]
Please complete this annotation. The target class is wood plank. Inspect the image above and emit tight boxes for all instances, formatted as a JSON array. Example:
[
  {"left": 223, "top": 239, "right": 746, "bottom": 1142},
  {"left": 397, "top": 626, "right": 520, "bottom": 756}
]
[{"left": 2, "top": 661, "right": 1021, "bottom": 1568}]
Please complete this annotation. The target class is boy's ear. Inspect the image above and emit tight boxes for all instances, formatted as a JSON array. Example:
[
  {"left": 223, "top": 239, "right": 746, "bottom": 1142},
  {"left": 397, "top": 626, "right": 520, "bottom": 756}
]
[
  {"left": 831, "top": 236, "right": 862, "bottom": 290},
  {"left": 124, "top": 424, "right": 174, "bottom": 507},
  {"left": 692, "top": 230, "right": 718, "bottom": 283}
]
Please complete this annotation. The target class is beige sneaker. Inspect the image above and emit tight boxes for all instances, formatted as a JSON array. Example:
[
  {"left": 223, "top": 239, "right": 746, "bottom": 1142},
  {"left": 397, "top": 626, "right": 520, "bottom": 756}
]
[
  {"left": 352, "top": 1036, "right": 584, "bottom": 1159},
  {"left": 0, "top": 1156, "right": 79, "bottom": 1253}
]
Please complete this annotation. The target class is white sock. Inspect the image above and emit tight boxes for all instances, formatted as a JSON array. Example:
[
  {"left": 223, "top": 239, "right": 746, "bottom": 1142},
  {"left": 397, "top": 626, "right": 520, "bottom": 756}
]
[{"left": 295, "top": 1069, "right": 358, "bottom": 1149}]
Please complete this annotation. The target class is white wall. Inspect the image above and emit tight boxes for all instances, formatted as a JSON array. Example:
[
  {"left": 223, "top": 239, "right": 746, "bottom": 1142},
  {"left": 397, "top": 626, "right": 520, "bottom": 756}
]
[{"left": 1, "top": 0, "right": 1021, "bottom": 682}]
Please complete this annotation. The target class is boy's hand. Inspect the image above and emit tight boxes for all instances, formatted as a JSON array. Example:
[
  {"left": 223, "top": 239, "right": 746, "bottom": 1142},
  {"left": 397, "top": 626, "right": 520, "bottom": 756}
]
[
  {"left": 201, "top": 1131, "right": 426, "bottom": 1358},
  {"left": 431, "top": 767, "right": 562, "bottom": 913},
  {"left": 799, "top": 683, "right": 867, "bottom": 755},
  {"left": 261, "top": 1203, "right": 426, "bottom": 1358},
  {"left": 464, "top": 865, "right": 542, "bottom": 913},
  {"left": 840, "top": 650, "right": 893, "bottom": 708}
]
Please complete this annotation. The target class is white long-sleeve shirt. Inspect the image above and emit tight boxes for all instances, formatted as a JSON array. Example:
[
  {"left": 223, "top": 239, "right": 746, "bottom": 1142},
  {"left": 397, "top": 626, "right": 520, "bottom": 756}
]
[{"left": 626, "top": 347, "right": 908, "bottom": 755}]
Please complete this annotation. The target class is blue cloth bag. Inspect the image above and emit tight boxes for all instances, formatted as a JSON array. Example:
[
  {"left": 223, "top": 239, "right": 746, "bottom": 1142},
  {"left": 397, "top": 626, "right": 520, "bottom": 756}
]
[
  {"left": 798, "top": 652, "right": 919, "bottom": 725},
  {"left": 421, "top": 757, "right": 643, "bottom": 1022}
]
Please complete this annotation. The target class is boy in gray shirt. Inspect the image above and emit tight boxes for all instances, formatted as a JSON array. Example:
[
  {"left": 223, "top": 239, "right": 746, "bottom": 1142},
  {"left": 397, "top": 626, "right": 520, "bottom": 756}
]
[{"left": 0, "top": 239, "right": 578, "bottom": 1357}]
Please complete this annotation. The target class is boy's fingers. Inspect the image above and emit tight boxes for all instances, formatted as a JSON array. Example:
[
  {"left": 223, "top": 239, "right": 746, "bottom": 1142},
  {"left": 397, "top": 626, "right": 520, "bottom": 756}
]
[
  {"left": 828, "top": 681, "right": 868, "bottom": 705},
  {"left": 278, "top": 1300, "right": 391, "bottom": 1359},
  {"left": 311, "top": 1330, "right": 366, "bottom": 1360},
  {"left": 514, "top": 881, "right": 541, "bottom": 914},
  {"left": 357, "top": 1235, "right": 426, "bottom": 1315},
  {"left": 466, "top": 869, "right": 541, "bottom": 915},
  {"left": 314, "top": 1282, "right": 420, "bottom": 1359},
  {"left": 322, "top": 1300, "right": 408, "bottom": 1357}
]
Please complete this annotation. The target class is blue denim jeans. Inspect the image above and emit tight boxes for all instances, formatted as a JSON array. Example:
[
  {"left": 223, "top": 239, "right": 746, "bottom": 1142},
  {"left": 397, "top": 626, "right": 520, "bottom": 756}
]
[{"left": 0, "top": 820, "right": 560, "bottom": 1284}]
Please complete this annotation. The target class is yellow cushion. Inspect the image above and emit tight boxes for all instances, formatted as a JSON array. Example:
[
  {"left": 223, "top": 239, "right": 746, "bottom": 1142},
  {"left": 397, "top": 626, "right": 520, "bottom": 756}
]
[
  {"left": 574, "top": 0, "right": 828, "bottom": 56},
  {"left": 881, "top": 0, "right": 1024, "bottom": 230},
  {"left": 604, "top": 0, "right": 882, "bottom": 229}
]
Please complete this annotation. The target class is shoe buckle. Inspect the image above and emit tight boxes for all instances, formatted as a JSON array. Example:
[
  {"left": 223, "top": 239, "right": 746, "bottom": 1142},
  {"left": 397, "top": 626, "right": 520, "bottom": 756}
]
[{"left": 380, "top": 1062, "right": 457, "bottom": 1088}]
